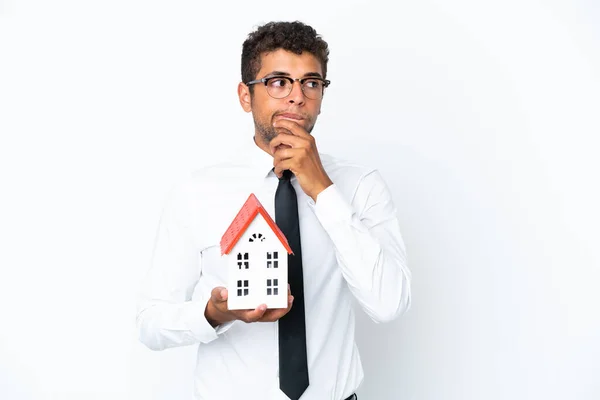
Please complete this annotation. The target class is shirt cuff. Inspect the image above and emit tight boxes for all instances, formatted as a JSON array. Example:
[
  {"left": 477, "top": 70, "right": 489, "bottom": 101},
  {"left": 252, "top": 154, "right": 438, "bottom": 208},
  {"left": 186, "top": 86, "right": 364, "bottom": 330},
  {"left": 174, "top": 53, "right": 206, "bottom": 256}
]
[
  {"left": 182, "top": 299, "right": 236, "bottom": 344},
  {"left": 308, "top": 184, "right": 354, "bottom": 228}
]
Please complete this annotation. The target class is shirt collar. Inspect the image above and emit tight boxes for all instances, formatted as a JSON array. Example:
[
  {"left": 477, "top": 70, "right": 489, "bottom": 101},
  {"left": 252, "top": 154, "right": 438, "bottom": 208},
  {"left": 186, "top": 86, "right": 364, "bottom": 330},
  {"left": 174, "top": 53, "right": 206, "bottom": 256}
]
[{"left": 234, "top": 135, "right": 276, "bottom": 179}]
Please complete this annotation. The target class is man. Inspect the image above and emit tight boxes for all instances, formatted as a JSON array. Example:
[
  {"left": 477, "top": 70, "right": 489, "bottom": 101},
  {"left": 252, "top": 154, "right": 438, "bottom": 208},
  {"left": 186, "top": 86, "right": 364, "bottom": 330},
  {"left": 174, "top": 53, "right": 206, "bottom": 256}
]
[{"left": 137, "top": 21, "right": 411, "bottom": 400}]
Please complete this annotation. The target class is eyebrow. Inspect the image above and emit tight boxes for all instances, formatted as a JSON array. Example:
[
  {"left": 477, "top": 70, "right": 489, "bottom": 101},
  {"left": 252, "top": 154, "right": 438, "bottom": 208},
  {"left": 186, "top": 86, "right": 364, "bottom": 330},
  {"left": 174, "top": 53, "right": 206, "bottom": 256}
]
[{"left": 264, "top": 71, "right": 324, "bottom": 79}]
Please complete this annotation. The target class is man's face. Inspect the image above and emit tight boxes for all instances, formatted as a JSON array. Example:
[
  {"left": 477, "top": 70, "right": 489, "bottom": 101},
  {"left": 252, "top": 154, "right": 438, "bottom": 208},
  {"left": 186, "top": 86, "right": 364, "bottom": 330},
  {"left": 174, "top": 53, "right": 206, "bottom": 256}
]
[{"left": 239, "top": 49, "right": 324, "bottom": 148}]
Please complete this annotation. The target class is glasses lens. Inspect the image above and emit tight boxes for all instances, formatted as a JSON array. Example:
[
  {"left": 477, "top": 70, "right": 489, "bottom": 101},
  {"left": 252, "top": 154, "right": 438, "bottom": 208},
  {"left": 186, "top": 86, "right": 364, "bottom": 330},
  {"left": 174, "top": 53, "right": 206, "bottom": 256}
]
[
  {"left": 266, "top": 77, "right": 292, "bottom": 99},
  {"left": 301, "top": 79, "right": 324, "bottom": 99}
]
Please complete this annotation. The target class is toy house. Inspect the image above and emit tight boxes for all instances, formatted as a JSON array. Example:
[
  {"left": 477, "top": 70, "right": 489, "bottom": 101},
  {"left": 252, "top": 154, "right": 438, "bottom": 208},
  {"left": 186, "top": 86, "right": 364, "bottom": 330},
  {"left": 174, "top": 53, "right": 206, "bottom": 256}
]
[{"left": 220, "top": 193, "right": 293, "bottom": 310}]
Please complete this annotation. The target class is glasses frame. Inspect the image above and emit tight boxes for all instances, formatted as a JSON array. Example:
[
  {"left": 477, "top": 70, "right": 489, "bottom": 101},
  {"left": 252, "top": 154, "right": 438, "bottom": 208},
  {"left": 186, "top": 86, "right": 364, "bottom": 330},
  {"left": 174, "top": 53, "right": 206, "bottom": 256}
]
[{"left": 245, "top": 75, "right": 331, "bottom": 100}]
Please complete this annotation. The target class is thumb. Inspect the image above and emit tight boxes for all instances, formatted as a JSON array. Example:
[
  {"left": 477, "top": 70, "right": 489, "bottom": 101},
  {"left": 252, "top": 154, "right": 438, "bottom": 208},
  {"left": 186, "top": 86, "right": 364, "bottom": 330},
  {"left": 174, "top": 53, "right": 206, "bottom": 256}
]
[{"left": 211, "top": 286, "right": 228, "bottom": 303}]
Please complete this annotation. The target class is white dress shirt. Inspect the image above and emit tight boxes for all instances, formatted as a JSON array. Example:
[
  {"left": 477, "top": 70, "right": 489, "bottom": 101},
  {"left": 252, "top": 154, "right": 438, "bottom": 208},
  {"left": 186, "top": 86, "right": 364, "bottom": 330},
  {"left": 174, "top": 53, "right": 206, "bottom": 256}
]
[{"left": 136, "top": 137, "right": 412, "bottom": 400}]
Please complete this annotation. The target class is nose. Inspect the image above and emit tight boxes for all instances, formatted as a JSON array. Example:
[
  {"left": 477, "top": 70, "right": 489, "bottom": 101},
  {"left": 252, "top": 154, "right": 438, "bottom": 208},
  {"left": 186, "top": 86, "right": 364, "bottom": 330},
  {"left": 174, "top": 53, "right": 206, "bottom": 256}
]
[{"left": 287, "top": 80, "right": 305, "bottom": 105}]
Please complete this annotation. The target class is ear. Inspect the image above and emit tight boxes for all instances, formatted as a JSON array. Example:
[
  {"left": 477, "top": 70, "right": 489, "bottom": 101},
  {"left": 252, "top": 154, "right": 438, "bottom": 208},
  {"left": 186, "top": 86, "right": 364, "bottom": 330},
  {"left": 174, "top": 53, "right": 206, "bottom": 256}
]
[{"left": 238, "top": 82, "right": 252, "bottom": 112}]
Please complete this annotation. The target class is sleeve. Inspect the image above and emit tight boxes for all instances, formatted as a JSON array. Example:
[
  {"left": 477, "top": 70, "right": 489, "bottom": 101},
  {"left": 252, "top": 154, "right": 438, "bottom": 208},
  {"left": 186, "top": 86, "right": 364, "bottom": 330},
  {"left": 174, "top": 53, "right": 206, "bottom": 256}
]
[
  {"left": 309, "top": 169, "right": 412, "bottom": 323},
  {"left": 136, "top": 183, "right": 234, "bottom": 351}
]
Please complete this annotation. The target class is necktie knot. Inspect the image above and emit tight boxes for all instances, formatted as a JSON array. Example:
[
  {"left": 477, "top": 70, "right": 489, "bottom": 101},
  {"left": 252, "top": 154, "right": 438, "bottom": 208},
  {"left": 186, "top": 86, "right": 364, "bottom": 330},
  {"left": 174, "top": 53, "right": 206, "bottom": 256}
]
[{"left": 279, "top": 169, "right": 293, "bottom": 181}]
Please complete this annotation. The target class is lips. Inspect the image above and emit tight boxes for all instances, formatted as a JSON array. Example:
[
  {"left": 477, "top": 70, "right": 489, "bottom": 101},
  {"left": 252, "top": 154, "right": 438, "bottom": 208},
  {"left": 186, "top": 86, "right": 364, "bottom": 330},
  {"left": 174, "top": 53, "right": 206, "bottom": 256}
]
[{"left": 275, "top": 112, "right": 304, "bottom": 120}]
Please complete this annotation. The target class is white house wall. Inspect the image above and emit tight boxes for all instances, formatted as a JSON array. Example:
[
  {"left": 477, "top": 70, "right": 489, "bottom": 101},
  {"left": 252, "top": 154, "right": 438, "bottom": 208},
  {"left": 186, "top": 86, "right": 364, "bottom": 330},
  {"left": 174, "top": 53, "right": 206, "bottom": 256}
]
[{"left": 226, "top": 214, "right": 288, "bottom": 310}]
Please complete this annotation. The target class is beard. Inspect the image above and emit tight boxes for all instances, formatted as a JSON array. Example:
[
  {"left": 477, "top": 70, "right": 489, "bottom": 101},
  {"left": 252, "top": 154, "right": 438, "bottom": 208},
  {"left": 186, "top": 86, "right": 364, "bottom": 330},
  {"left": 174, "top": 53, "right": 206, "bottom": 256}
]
[{"left": 253, "top": 112, "right": 316, "bottom": 146}]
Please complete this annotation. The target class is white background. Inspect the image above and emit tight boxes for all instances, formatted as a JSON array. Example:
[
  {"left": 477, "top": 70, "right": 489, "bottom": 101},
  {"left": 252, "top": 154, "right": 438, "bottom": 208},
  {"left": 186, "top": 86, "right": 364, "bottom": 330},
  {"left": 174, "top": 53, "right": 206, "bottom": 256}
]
[{"left": 1, "top": 0, "right": 599, "bottom": 399}]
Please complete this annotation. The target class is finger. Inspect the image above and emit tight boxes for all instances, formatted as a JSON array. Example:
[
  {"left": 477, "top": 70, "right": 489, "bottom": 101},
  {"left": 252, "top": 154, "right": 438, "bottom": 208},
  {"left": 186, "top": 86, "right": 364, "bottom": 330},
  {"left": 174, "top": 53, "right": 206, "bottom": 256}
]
[
  {"left": 259, "top": 296, "right": 294, "bottom": 322},
  {"left": 272, "top": 147, "right": 295, "bottom": 162},
  {"left": 274, "top": 126, "right": 294, "bottom": 136},
  {"left": 269, "top": 133, "right": 304, "bottom": 154},
  {"left": 272, "top": 148, "right": 301, "bottom": 171},
  {"left": 273, "top": 159, "right": 295, "bottom": 178},
  {"left": 210, "top": 286, "right": 228, "bottom": 304},
  {"left": 273, "top": 119, "right": 311, "bottom": 139},
  {"left": 236, "top": 304, "right": 268, "bottom": 323},
  {"left": 286, "top": 283, "right": 294, "bottom": 311}
]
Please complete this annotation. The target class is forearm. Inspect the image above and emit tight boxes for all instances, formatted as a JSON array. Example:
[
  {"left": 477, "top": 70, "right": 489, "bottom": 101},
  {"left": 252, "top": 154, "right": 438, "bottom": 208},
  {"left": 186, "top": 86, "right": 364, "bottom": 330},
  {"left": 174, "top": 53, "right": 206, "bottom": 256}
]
[
  {"left": 329, "top": 223, "right": 411, "bottom": 322},
  {"left": 312, "top": 177, "right": 412, "bottom": 323},
  {"left": 136, "top": 297, "right": 221, "bottom": 351}
]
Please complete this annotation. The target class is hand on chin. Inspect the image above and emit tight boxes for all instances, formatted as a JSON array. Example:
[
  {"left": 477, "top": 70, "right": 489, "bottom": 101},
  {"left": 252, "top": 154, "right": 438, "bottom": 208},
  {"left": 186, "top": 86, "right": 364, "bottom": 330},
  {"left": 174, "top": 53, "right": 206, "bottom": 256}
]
[{"left": 274, "top": 143, "right": 292, "bottom": 152}]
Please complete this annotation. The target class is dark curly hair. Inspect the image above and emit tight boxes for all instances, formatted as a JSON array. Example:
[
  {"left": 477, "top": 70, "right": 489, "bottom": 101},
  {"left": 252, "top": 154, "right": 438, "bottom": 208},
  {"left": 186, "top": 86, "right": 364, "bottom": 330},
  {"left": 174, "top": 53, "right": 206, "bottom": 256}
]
[{"left": 241, "top": 21, "right": 330, "bottom": 92}]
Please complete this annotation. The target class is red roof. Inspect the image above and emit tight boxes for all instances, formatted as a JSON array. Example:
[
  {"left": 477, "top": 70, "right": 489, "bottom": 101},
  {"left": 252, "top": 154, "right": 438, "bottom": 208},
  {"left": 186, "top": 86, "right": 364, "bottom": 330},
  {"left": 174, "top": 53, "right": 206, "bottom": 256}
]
[{"left": 220, "top": 193, "right": 293, "bottom": 256}]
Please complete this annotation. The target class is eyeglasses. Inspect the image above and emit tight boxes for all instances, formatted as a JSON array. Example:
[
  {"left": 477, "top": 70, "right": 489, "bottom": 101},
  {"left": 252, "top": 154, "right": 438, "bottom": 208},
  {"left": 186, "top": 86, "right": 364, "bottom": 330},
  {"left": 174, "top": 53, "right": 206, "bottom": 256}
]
[{"left": 245, "top": 76, "right": 331, "bottom": 100}]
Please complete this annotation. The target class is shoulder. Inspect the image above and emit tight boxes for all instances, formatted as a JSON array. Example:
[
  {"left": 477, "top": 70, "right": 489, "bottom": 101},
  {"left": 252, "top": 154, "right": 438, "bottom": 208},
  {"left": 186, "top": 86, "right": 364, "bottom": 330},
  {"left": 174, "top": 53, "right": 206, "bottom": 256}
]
[
  {"left": 319, "top": 152, "right": 392, "bottom": 203},
  {"left": 319, "top": 152, "right": 380, "bottom": 185},
  {"left": 161, "top": 164, "right": 231, "bottom": 207}
]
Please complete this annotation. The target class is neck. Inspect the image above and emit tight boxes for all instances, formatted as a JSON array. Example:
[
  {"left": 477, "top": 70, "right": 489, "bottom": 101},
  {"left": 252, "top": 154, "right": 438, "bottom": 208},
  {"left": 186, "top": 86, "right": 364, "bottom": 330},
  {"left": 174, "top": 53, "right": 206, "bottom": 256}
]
[{"left": 253, "top": 135, "right": 273, "bottom": 158}]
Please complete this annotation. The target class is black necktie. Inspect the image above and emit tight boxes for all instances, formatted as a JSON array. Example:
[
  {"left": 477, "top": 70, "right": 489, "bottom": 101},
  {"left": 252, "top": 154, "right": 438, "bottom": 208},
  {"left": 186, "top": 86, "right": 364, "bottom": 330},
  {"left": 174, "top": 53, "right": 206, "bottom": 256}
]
[{"left": 275, "top": 169, "right": 309, "bottom": 400}]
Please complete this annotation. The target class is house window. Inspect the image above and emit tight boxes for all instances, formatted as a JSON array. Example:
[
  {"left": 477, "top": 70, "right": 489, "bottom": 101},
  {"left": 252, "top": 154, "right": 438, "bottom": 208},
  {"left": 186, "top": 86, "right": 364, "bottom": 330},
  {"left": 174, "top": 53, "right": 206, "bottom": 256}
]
[
  {"left": 249, "top": 233, "right": 265, "bottom": 242},
  {"left": 237, "top": 252, "right": 249, "bottom": 269},
  {"left": 266, "top": 279, "right": 279, "bottom": 296},
  {"left": 266, "top": 251, "right": 279, "bottom": 269},
  {"left": 237, "top": 280, "right": 249, "bottom": 296}
]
